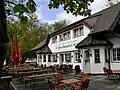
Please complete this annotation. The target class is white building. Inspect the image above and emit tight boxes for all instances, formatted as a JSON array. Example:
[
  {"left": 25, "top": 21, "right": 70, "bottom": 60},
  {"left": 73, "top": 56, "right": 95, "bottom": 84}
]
[
  {"left": 32, "top": 21, "right": 91, "bottom": 70},
  {"left": 76, "top": 3, "right": 120, "bottom": 74},
  {"left": 32, "top": 3, "right": 120, "bottom": 74}
]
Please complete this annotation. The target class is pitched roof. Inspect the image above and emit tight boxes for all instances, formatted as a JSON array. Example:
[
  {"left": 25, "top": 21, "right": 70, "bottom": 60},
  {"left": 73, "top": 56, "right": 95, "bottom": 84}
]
[
  {"left": 31, "top": 38, "right": 47, "bottom": 51},
  {"left": 89, "top": 3, "right": 120, "bottom": 35},
  {"left": 36, "top": 46, "right": 52, "bottom": 54},
  {"left": 75, "top": 37, "right": 112, "bottom": 49}
]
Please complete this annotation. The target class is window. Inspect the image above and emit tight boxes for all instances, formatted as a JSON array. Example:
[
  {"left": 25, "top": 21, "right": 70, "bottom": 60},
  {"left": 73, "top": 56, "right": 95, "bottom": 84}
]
[
  {"left": 113, "top": 48, "right": 120, "bottom": 61},
  {"left": 48, "top": 55, "right": 51, "bottom": 62},
  {"left": 85, "top": 50, "right": 90, "bottom": 59},
  {"left": 94, "top": 49, "right": 100, "bottom": 63},
  {"left": 52, "top": 36, "right": 57, "bottom": 43},
  {"left": 65, "top": 53, "right": 71, "bottom": 62},
  {"left": 43, "top": 55, "right": 46, "bottom": 62},
  {"left": 105, "top": 49, "right": 108, "bottom": 62},
  {"left": 59, "top": 31, "right": 70, "bottom": 41},
  {"left": 60, "top": 54, "right": 64, "bottom": 62},
  {"left": 75, "top": 51, "right": 81, "bottom": 63},
  {"left": 53, "top": 54, "right": 57, "bottom": 62},
  {"left": 59, "top": 35, "right": 64, "bottom": 41},
  {"left": 73, "top": 27, "right": 84, "bottom": 38}
]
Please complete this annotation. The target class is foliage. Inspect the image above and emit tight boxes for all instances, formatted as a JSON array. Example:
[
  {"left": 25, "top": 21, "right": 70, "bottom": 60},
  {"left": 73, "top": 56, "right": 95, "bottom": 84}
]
[
  {"left": 48, "top": 0, "right": 93, "bottom": 16},
  {"left": 51, "top": 20, "right": 70, "bottom": 31},
  {"left": 5, "top": 0, "right": 95, "bottom": 23},
  {"left": 7, "top": 14, "right": 69, "bottom": 63},
  {"left": 5, "top": 0, "right": 36, "bottom": 23}
]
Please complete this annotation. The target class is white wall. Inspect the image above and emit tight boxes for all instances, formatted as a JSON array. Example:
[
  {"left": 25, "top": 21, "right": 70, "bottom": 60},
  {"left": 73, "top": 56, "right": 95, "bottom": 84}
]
[
  {"left": 89, "top": 36, "right": 120, "bottom": 73},
  {"left": 108, "top": 36, "right": 120, "bottom": 70},
  {"left": 48, "top": 25, "right": 90, "bottom": 53},
  {"left": 87, "top": 47, "right": 106, "bottom": 74},
  {"left": 36, "top": 25, "right": 90, "bottom": 69}
]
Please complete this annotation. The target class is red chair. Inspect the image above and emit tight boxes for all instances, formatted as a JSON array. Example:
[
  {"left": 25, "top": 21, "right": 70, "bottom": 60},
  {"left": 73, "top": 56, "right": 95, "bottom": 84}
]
[
  {"left": 74, "top": 73, "right": 90, "bottom": 90},
  {"left": 106, "top": 69, "right": 119, "bottom": 83},
  {"left": 48, "top": 80, "right": 64, "bottom": 90},
  {"left": 74, "top": 78, "right": 90, "bottom": 90},
  {"left": 56, "top": 74, "right": 63, "bottom": 84},
  {"left": 103, "top": 67, "right": 107, "bottom": 74}
]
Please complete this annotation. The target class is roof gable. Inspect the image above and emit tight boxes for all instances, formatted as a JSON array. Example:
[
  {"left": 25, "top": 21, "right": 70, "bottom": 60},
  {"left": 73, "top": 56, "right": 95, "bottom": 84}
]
[{"left": 89, "top": 3, "right": 120, "bottom": 35}]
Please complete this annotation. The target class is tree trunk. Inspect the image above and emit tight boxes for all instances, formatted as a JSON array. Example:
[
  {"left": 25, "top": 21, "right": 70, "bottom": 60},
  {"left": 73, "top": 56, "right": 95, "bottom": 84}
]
[{"left": 0, "top": 0, "right": 9, "bottom": 72}]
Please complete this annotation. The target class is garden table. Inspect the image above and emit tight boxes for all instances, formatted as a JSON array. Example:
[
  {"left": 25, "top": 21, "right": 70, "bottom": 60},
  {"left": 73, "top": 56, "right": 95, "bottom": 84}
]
[
  {"left": 60, "top": 79, "right": 81, "bottom": 90},
  {"left": 112, "top": 70, "right": 120, "bottom": 73},
  {"left": 23, "top": 72, "right": 59, "bottom": 88}
]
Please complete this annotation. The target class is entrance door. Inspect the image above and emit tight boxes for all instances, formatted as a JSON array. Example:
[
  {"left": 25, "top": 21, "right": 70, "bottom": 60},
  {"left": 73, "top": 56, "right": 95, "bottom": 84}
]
[
  {"left": 83, "top": 50, "right": 91, "bottom": 73},
  {"left": 59, "top": 54, "right": 64, "bottom": 65}
]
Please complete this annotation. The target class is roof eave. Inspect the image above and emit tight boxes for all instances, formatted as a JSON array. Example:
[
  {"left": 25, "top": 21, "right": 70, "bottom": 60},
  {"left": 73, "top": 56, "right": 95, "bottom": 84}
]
[{"left": 76, "top": 43, "right": 112, "bottom": 49}]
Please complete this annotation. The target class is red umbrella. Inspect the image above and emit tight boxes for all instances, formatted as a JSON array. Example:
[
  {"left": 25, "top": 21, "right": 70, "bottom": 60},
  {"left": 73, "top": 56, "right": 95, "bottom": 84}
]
[
  {"left": 18, "top": 48, "right": 22, "bottom": 65},
  {"left": 10, "top": 35, "right": 22, "bottom": 65}
]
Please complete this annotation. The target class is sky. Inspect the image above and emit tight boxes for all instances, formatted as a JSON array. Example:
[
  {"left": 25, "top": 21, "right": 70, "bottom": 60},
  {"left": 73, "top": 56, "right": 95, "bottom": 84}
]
[{"left": 35, "top": 0, "right": 111, "bottom": 24}]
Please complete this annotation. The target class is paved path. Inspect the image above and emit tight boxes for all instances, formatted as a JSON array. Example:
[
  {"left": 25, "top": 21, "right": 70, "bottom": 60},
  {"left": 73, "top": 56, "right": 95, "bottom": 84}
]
[{"left": 10, "top": 73, "right": 120, "bottom": 90}]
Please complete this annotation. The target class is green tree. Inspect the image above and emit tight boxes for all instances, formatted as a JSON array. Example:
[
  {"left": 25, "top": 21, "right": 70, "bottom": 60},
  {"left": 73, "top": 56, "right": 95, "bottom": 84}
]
[
  {"left": 5, "top": 0, "right": 95, "bottom": 22},
  {"left": 7, "top": 14, "right": 69, "bottom": 63},
  {"left": 51, "top": 20, "right": 70, "bottom": 31}
]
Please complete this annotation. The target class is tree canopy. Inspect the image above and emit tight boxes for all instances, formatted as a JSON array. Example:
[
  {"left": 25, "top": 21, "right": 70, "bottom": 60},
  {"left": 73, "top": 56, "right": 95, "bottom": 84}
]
[
  {"left": 7, "top": 15, "right": 69, "bottom": 63},
  {"left": 5, "top": 0, "right": 94, "bottom": 22}
]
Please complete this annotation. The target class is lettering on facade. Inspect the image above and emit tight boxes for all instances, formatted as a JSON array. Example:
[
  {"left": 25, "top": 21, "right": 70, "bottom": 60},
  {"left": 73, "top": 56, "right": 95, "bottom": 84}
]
[
  {"left": 58, "top": 44, "right": 73, "bottom": 50},
  {"left": 53, "top": 39, "right": 78, "bottom": 51}
]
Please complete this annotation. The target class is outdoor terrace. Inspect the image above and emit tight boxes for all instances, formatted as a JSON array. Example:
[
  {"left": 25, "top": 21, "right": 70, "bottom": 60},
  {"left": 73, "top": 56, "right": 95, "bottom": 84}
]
[{"left": 9, "top": 70, "right": 120, "bottom": 90}]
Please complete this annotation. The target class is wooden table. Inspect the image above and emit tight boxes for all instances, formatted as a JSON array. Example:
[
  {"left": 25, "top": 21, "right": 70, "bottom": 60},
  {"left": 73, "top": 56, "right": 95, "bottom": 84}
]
[
  {"left": 112, "top": 70, "right": 120, "bottom": 73},
  {"left": 28, "top": 72, "right": 59, "bottom": 78},
  {"left": 23, "top": 73, "right": 59, "bottom": 88},
  {"left": 60, "top": 79, "right": 81, "bottom": 90}
]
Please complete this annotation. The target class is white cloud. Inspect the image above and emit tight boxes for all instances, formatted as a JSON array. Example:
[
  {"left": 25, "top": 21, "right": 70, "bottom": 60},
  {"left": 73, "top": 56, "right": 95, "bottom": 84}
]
[
  {"left": 90, "top": 0, "right": 107, "bottom": 14},
  {"left": 56, "top": 0, "right": 108, "bottom": 23},
  {"left": 36, "top": 0, "right": 118, "bottom": 24},
  {"left": 56, "top": 11, "right": 84, "bottom": 24},
  {"left": 36, "top": 7, "right": 42, "bottom": 20}
]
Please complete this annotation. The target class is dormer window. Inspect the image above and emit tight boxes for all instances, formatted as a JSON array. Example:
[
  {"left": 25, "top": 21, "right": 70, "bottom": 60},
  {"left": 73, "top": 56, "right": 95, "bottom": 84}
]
[
  {"left": 59, "top": 34, "right": 64, "bottom": 41},
  {"left": 73, "top": 27, "right": 84, "bottom": 38},
  {"left": 52, "top": 36, "right": 57, "bottom": 43},
  {"left": 59, "top": 31, "right": 70, "bottom": 42}
]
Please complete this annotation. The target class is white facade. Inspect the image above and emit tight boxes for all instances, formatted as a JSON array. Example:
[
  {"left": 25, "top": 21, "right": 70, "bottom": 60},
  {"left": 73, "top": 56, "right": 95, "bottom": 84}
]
[
  {"left": 82, "top": 33, "right": 120, "bottom": 74},
  {"left": 36, "top": 28, "right": 120, "bottom": 74},
  {"left": 36, "top": 25, "right": 90, "bottom": 69}
]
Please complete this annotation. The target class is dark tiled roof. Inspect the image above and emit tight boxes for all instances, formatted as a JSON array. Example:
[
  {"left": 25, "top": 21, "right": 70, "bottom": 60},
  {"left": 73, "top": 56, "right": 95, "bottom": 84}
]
[
  {"left": 36, "top": 46, "right": 52, "bottom": 54},
  {"left": 89, "top": 3, "right": 120, "bottom": 35},
  {"left": 84, "top": 15, "right": 100, "bottom": 28},
  {"left": 75, "top": 37, "right": 112, "bottom": 48},
  {"left": 31, "top": 38, "right": 47, "bottom": 51}
]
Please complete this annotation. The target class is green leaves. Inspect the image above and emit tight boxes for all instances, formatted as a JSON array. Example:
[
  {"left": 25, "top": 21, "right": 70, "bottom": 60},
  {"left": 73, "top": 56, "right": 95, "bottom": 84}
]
[
  {"left": 7, "top": 0, "right": 37, "bottom": 24},
  {"left": 20, "top": 16, "right": 28, "bottom": 24},
  {"left": 13, "top": 4, "right": 28, "bottom": 13},
  {"left": 26, "top": 2, "right": 36, "bottom": 12},
  {"left": 48, "top": 0, "right": 94, "bottom": 16}
]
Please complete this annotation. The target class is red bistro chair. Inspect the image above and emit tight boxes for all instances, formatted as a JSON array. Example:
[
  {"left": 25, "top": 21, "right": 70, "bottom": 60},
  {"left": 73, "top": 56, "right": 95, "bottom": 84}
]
[
  {"left": 56, "top": 74, "right": 63, "bottom": 84},
  {"left": 48, "top": 80, "right": 64, "bottom": 90}
]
